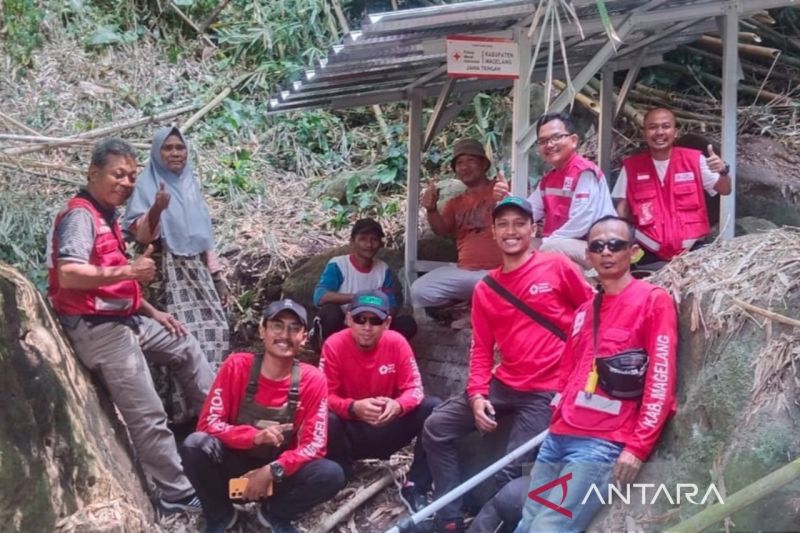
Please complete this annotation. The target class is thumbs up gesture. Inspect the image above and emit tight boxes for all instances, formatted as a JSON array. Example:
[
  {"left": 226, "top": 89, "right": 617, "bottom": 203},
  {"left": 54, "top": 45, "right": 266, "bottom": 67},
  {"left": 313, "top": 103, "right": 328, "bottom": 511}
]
[
  {"left": 493, "top": 169, "right": 510, "bottom": 202},
  {"left": 154, "top": 182, "right": 171, "bottom": 212},
  {"left": 706, "top": 144, "right": 727, "bottom": 174},
  {"left": 421, "top": 180, "right": 440, "bottom": 212},
  {"left": 130, "top": 244, "right": 156, "bottom": 283}
]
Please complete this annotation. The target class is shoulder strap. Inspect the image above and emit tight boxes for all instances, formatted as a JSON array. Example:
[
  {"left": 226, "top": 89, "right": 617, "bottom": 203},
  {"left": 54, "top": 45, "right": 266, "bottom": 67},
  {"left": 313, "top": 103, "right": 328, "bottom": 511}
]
[
  {"left": 244, "top": 353, "right": 264, "bottom": 403},
  {"left": 286, "top": 360, "right": 301, "bottom": 417},
  {"left": 592, "top": 288, "right": 603, "bottom": 357},
  {"left": 482, "top": 275, "right": 566, "bottom": 342}
]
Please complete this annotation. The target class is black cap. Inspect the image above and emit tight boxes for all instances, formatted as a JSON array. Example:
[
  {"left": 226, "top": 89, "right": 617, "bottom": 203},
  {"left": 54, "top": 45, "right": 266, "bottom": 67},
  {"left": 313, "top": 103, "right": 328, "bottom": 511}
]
[
  {"left": 349, "top": 290, "right": 390, "bottom": 320},
  {"left": 492, "top": 195, "right": 534, "bottom": 219},
  {"left": 262, "top": 298, "right": 308, "bottom": 327},
  {"left": 351, "top": 218, "right": 385, "bottom": 240}
]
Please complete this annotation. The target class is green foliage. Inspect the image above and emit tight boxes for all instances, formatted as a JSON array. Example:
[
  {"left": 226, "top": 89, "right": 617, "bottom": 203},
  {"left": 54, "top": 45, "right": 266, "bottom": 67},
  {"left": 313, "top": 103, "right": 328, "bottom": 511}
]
[
  {"left": 2, "top": 0, "right": 45, "bottom": 65},
  {"left": 208, "top": 149, "right": 262, "bottom": 197}
]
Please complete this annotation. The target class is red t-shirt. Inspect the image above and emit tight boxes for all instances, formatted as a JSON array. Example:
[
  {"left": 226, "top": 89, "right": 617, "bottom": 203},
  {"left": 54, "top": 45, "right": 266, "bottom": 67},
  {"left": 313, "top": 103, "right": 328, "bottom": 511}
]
[
  {"left": 467, "top": 252, "right": 593, "bottom": 397},
  {"left": 196, "top": 353, "right": 328, "bottom": 477},
  {"left": 440, "top": 181, "right": 502, "bottom": 270},
  {"left": 320, "top": 329, "right": 424, "bottom": 419}
]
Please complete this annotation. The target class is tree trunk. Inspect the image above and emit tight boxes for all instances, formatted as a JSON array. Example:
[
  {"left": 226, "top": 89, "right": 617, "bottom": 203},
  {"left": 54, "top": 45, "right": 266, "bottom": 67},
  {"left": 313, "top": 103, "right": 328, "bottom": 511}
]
[{"left": 0, "top": 262, "right": 155, "bottom": 531}]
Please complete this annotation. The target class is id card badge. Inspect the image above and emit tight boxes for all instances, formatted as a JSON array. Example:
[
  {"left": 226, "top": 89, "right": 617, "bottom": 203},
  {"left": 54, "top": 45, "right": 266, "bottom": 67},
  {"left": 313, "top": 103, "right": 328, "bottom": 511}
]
[{"left": 575, "top": 392, "right": 622, "bottom": 415}]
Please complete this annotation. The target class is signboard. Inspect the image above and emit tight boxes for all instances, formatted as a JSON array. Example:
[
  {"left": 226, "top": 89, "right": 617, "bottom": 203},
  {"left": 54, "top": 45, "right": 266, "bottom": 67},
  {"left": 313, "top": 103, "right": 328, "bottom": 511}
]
[{"left": 446, "top": 35, "right": 519, "bottom": 79}]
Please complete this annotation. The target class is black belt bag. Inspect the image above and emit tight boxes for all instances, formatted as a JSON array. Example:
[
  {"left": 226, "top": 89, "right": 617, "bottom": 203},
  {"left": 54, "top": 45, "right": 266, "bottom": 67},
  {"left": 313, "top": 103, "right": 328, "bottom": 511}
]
[{"left": 596, "top": 349, "right": 648, "bottom": 399}]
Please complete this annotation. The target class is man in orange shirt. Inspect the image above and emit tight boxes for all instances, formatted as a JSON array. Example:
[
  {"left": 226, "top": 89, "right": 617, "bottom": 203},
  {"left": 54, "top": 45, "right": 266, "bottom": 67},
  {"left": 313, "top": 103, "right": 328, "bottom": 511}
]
[{"left": 410, "top": 139, "right": 502, "bottom": 309}]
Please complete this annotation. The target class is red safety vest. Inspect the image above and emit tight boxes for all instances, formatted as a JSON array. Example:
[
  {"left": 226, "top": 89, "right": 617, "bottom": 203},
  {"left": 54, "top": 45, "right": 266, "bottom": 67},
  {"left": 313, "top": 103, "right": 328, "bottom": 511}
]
[
  {"left": 540, "top": 153, "right": 603, "bottom": 237},
  {"left": 48, "top": 196, "right": 141, "bottom": 316},
  {"left": 623, "top": 147, "right": 710, "bottom": 260}
]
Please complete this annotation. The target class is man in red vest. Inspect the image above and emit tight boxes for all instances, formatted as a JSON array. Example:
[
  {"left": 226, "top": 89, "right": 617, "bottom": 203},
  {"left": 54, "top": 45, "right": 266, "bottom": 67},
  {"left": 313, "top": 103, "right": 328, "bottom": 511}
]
[
  {"left": 46, "top": 138, "right": 215, "bottom": 514},
  {"left": 494, "top": 112, "right": 615, "bottom": 268},
  {"left": 612, "top": 108, "right": 732, "bottom": 264}
]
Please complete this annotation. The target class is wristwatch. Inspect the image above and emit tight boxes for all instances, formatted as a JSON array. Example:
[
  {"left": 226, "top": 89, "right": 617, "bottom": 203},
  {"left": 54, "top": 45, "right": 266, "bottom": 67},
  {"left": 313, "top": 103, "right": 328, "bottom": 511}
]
[
  {"left": 721, "top": 163, "right": 730, "bottom": 176},
  {"left": 348, "top": 400, "right": 357, "bottom": 418},
  {"left": 269, "top": 461, "right": 285, "bottom": 481}
]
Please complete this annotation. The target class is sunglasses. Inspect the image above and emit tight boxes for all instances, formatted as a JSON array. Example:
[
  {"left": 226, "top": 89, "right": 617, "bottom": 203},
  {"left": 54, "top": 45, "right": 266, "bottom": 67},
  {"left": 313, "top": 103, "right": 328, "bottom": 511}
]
[
  {"left": 588, "top": 239, "right": 631, "bottom": 253},
  {"left": 353, "top": 315, "right": 385, "bottom": 326}
]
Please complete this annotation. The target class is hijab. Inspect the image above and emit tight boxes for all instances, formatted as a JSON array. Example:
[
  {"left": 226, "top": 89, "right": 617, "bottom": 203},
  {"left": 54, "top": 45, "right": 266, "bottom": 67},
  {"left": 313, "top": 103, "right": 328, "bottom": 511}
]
[{"left": 124, "top": 126, "right": 215, "bottom": 256}]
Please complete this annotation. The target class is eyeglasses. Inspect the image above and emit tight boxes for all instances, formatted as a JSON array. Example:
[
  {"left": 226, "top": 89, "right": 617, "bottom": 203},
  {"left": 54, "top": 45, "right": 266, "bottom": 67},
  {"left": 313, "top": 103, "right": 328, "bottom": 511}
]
[
  {"left": 267, "top": 320, "right": 304, "bottom": 335},
  {"left": 353, "top": 315, "right": 385, "bottom": 326},
  {"left": 588, "top": 239, "right": 631, "bottom": 253},
  {"left": 536, "top": 132, "right": 572, "bottom": 147}
]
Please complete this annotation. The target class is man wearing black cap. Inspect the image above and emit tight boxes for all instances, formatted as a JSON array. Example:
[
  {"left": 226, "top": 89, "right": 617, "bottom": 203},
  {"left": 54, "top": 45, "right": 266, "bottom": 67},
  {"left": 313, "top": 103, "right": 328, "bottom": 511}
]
[
  {"left": 322, "top": 290, "right": 441, "bottom": 513},
  {"left": 411, "top": 139, "right": 502, "bottom": 309},
  {"left": 180, "top": 299, "right": 345, "bottom": 533},
  {"left": 313, "top": 218, "right": 416, "bottom": 346},
  {"left": 422, "top": 197, "right": 593, "bottom": 533}
]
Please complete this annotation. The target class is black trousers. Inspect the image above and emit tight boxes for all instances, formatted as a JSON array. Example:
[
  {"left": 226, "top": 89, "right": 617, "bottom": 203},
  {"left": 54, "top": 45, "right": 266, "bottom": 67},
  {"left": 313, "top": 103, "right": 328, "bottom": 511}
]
[
  {"left": 179, "top": 432, "right": 345, "bottom": 524},
  {"left": 317, "top": 303, "right": 418, "bottom": 341},
  {"left": 326, "top": 396, "right": 441, "bottom": 488},
  {"left": 467, "top": 475, "right": 528, "bottom": 533}
]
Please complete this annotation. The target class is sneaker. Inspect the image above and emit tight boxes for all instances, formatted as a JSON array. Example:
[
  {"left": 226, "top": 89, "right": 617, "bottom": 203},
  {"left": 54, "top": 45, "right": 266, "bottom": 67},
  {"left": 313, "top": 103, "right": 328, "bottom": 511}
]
[
  {"left": 257, "top": 507, "right": 299, "bottom": 533},
  {"left": 159, "top": 492, "right": 203, "bottom": 514},
  {"left": 434, "top": 517, "right": 465, "bottom": 533},
  {"left": 400, "top": 483, "right": 429, "bottom": 513},
  {"left": 204, "top": 509, "right": 238, "bottom": 533}
]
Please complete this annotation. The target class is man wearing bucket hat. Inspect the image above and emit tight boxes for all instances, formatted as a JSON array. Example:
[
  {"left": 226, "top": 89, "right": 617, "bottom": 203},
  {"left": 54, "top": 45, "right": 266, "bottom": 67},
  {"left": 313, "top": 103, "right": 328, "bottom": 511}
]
[
  {"left": 322, "top": 290, "right": 441, "bottom": 513},
  {"left": 514, "top": 215, "right": 677, "bottom": 533},
  {"left": 411, "top": 139, "right": 502, "bottom": 309},
  {"left": 423, "top": 196, "right": 593, "bottom": 533},
  {"left": 180, "top": 299, "right": 345, "bottom": 533}
]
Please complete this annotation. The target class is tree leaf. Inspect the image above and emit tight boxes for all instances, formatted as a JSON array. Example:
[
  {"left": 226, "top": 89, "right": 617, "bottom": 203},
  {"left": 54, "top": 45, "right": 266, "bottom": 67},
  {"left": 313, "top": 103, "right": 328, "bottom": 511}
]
[{"left": 87, "top": 26, "right": 122, "bottom": 46}]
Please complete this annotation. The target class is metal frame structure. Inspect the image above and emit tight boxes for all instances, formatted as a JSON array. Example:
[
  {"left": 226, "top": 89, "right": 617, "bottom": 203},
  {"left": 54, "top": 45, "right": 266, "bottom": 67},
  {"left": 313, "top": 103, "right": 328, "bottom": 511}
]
[{"left": 269, "top": 0, "right": 797, "bottom": 287}]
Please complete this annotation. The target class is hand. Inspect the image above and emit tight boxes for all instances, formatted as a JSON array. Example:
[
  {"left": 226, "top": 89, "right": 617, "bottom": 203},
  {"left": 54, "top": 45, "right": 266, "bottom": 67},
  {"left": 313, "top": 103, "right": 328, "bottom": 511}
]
[
  {"left": 706, "top": 144, "right": 727, "bottom": 174},
  {"left": 242, "top": 466, "right": 273, "bottom": 500},
  {"left": 129, "top": 245, "right": 156, "bottom": 283},
  {"left": 470, "top": 396, "right": 498, "bottom": 433},
  {"left": 613, "top": 450, "right": 643, "bottom": 485},
  {"left": 421, "top": 180, "right": 439, "bottom": 212},
  {"left": 352, "top": 398, "right": 385, "bottom": 424},
  {"left": 253, "top": 423, "right": 294, "bottom": 447},
  {"left": 493, "top": 169, "right": 510, "bottom": 201},
  {"left": 151, "top": 310, "right": 188, "bottom": 336},
  {"left": 154, "top": 182, "right": 171, "bottom": 212},
  {"left": 212, "top": 272, "right": 229, "bottom": 307},
  {"left": 374, "top": 397, "right": 402, "bottom": 426}
]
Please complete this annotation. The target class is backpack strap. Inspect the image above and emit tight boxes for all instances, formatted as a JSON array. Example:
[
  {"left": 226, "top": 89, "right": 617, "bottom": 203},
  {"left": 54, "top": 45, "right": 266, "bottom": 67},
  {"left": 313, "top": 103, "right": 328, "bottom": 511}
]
[
  {"left": 286, "top": 360, "right": 301, "bottom": 419},
  {"left": 482, "top": 275, "right": 566, "bottom": 342},
  {"left": 244, "top": 352, "right": 264, "bottom": 404}
]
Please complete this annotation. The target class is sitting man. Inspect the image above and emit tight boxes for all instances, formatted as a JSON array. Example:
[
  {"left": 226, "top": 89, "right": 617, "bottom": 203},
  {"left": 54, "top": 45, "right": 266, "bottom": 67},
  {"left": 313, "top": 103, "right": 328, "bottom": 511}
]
[
  {"left": 613, "top": 107, "right": 732, "bottom": 266},
  {"left": 322, "top": 290, "right": 441, "bottom": 512},
  {"left": 47, "top": 138, "right": 214, "bottom": 514},
  {"left": 515, "top": 215, "right": 677, "bottom": 532},
  {"left": 180, "top": 299, "right": 345, "bottom": 533},
  {"left": 411, "top": 139, "right": 502, "bottom": 309},
  {"left": 494, "top": 112, "right": 615, "bottom": 268},
  {"left": 422, "top": 196, "right": 593, "bottom": 533},
  {"left": 312, "top": 218, "right": 417, "bottom": 344}
]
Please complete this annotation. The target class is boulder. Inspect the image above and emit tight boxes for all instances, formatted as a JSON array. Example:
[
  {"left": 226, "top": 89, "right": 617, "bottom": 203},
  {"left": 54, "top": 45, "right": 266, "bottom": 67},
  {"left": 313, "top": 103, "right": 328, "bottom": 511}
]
[
  {"left": 735, "top": 216, "right": 778, "bottom": 235},
  {"left": 0, "top": 263, "right": 155, "bottom": 531}
]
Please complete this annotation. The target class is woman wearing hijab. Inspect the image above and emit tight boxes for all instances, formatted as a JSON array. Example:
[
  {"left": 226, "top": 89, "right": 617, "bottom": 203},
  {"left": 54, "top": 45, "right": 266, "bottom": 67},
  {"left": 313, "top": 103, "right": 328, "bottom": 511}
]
[{"left": 124, "top": 126, "right": 229, "bottom": 424}]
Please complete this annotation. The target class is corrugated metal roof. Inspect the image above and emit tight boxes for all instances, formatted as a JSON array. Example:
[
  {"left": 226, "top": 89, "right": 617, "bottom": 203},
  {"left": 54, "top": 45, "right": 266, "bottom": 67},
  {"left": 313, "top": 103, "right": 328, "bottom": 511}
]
[{"left": 268, "top": 0, "right": 796, "bottom": 113}]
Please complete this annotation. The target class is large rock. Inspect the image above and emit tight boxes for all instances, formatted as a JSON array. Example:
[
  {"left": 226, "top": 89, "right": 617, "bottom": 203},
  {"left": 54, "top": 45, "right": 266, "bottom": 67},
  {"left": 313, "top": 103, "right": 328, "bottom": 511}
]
[{"left": 0, "top": 263, "right": 155, "bottom": 531}]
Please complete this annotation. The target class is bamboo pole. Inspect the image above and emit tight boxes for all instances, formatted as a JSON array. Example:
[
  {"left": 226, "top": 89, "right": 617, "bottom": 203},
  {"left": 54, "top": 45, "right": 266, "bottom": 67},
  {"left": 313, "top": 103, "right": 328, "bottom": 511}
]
[
  {"left": 679, "top": 45, "right": 793, "bottom": 84},
  {"left": 731, "top": 297, "right": 800, "bottom": 329},
  {"left": 665, "top": 457, "right": 800, "bottom": 533},
  {"left": 743, "top": 18, "right": 800, "bottom": 54},
  {"left": 658, "top": 63, "right": 789, "bottom": 104},
  {"left": 167, "top": 1, "right": 216, "bottom": 48},
  {"left": 0, "top": 111, "right": 43, "bottom": 136},
  {"left": 197, "top": 0, "right": 233, "bottom": 34},
  {"left": 696, "top": 35, "right": 780, "bottom": 62},
  {"left": 318, "top": 473, "right": 395, "bottom": 533}
]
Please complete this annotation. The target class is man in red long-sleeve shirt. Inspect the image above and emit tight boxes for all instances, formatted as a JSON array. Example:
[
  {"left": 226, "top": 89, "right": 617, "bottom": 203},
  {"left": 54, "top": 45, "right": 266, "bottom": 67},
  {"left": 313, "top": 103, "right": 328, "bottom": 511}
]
[
  {"left": 514, "top": 215, "right": 677, "bottom": 532},
  {"left": 422, "top": 196, "right": 593, "bottom": 533},
  {"left": 322, "top": 290, "right": 441, "bottom": 513},
  {"left": 180, "top": 299, "right": 345, "bottom": 533}
]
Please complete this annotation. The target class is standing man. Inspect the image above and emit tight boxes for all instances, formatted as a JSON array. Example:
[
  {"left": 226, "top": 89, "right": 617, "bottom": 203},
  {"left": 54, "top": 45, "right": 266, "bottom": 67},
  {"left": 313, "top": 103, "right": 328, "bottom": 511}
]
[
  {"left": 322, "top": 290, "right": 441, "bottom": 512},
  {"left": 422, "top": 196, "right": 593, "bottom": 533},
  {"left": 47, "top": 138, "right": 214, "bottom": 514},
  {"left": 494, "top": 112, "right": 615, "bottom": 268},
  {"left": 180, "top": 300, "right": 345, "bottom": 533},
  {"left": 411, "top": 139, "right": 502, "bottom": 309},
  {"left": 515, "top": 215, "right": 678, "bottom": 532},
  {"left": 312, "top": 218, "right": 416, "bottom": 344},
  {"left": 612, "top": 107, "right": 732, "bottom": 264}
]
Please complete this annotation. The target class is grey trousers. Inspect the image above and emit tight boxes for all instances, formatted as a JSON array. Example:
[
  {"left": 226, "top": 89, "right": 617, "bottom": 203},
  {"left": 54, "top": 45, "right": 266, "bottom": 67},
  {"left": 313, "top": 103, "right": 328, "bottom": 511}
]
[
  {"left": 64, "top": 316, "right": 215, "bottom": 499},
  {"left": 410, "top": 264, "right": 490, "bottom": 308}
]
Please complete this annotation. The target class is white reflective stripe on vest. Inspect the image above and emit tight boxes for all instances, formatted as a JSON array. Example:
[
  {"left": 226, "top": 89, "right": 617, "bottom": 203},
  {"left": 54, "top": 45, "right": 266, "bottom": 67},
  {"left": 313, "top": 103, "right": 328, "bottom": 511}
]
[
  {"left": 635, "top": 230, "right": 661, "bottom": 251},
  {"left": 543, "top": 187, "right": 574, "bottom": 197},
  {"left": 682, "top": 238, "right": 697, "bottom": 250},
  {"left": 94, "top": 297, "right": 134, "bottom": 312}
]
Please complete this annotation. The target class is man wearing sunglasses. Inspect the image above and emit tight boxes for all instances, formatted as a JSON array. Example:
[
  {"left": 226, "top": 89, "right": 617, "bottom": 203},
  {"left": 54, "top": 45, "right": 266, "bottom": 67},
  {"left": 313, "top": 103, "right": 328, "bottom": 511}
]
[
  {"left": 322, "top": 290, "right": 441, "bottom": 513},
  {"left": 180, "top": 299, "right": 345, "bottom": 533},
  {"left": 423, "top": 196, "right": 593, "bottom": 533},
  {"left": 494, "top": 112, "right": 615, "bottom": 268},
  {"left": 612, "top": 108, "right": 732, "bottom": 266},
  {"left": 514, "top": 215, "right": 677, "bottom": 533}
]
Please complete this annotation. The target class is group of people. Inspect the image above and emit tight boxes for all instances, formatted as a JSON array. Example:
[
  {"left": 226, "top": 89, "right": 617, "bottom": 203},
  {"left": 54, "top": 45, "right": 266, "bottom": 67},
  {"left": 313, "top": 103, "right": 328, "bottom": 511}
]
[{"left": 45, "top": 106, "right": 729, "bottom": 533}]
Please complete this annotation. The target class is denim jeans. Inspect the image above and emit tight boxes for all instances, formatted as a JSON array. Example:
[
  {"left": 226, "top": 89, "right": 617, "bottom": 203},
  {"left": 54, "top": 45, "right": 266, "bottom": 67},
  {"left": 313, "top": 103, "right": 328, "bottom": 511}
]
[{"left": 514, "top": 434, "right": 623, "bottom": 533}]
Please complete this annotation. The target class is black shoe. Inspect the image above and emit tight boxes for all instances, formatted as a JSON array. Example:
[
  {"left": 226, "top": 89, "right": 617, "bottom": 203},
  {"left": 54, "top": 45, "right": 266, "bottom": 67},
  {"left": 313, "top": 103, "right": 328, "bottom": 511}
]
[
  {"left": 400, "top": 483, "right": 429, "bottom": 513},
  {"left": 158, "top": 492, "right": 203, "bottom": 514},
  {"left": 434, "top": 517, "right": 465, "bottom": 533},
  {"left": 257, "top": 507, "right": 299, "bottom": 533}
]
